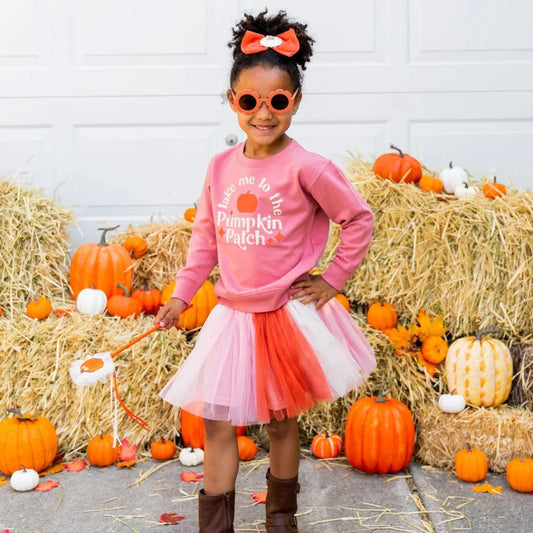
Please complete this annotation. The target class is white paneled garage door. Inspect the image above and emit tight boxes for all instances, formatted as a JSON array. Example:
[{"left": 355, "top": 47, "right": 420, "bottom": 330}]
[{"left": 1, "top": 0, "right": 532, "bottom": 248}]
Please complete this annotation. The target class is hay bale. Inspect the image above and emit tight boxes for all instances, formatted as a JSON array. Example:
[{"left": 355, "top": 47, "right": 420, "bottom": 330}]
[
  {"left": 322, "top": 155, "right": 533, "bottom": 340},
  {"left": 415, "top": 403, "right": 533, "bottom": 473},
  {"left": 0, "top": 179, "right": 73, "bottom": 317},
  {"left": 509, "top": 341, "right": 533, "bottom": 410},
  {"left": 0, "top": 313, "right": 194, "bottom": 456},
  {"left": 111, "top": 219, "right": 195, "bottom": 290}
]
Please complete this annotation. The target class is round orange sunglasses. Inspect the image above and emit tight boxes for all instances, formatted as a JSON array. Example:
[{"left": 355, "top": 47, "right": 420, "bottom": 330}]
[{"left": 230, "top": 88, "right": 299, "bottom": 115}]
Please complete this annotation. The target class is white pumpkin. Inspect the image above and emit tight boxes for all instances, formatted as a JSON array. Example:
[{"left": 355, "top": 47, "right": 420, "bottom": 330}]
[
  {"left": 10, "top": 466, "right": 40, "bottom": 491},
  {"left": 76, "top": 287, "right": 107, "bottom": 315},
  {"left": 454, "top": 182, "right": 478, "bottom": 200},
  {"left": 438, "top": 391, "right": 466, "bottom": 413},
  {"left": 178, "top": 446, "right": 204, "bottom": 466},
  {"left": 440, "top": 161, "right": 468, "bottom": 194}
]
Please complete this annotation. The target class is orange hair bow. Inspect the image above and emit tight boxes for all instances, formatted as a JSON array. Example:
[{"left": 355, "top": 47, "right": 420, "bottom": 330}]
[{"left": 241, "top": 28, "right": 300, "bottom": 57}]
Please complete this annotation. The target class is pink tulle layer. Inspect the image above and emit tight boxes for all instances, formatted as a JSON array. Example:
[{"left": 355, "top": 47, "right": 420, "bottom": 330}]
[{"left": 159, "top": 298, "right": 376, "bottom": 426}]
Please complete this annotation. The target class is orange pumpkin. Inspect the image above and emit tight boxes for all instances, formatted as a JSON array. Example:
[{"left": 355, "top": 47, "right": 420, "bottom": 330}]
[
  {"left": 311, "top": 431, "right": 343, "bottom": 459},
  {"left": 180, "top": 410, "right": 245, "bottom": 450},
  {"left": 344, "top": 392, "right": 415, "bottom": 474},
  {"left": 106, "top": 284, "right": 142, "bottom": 318},
  {"left": 455, "top": 443, "right": 488, "bottom": 482},
  {"left": 0, "top": 408, "right": 58, "bottom": 476},
  {"left": 184, "top": 205, "right": 197, "bottom": 223},
  {"left": 69, "top": 226, "right": 132, "bottom": 300},
  {"left": 421, "top": 335, "right": 448, "bottom": 364},
  {"left": 373, "top": 145, "right": 422, "bottom": 184},
  {"left": 86, "top": 432, "right": 119, "bottom": 467},
  {"left": 237, "top": 436, "right": 258, "bottom": 461},
  {"left": 26, "top": 296, "right": 52, "bottom": 320},
  {"left": 236, "top": 191, "right": 258, "bottom": 212},
  {"left": 419, "top": 174, "right": 444, "bottom": 194},
  {"left": 335, "top": 293, "right": 350, "bottom": 312},
  {"left": 161, "top": 280, "right": 218, "bottom": 330},
  {"left": 150, "top": 438, "right": 177, "bottom": 461},
  {"left": 131, "top": 284, "right": 162, "bottom": 315},
  {"left": 124, "top": 236, "right": 147, "bottom": 258},
  {"left": 506, "top": 456, "right": 533, "bottom": 493},
  {"left": 367, "top": 302, "right": 398, "bottom": 331},
  {"left": 482, "top": 176, "right": 507, "bottom": 199}
]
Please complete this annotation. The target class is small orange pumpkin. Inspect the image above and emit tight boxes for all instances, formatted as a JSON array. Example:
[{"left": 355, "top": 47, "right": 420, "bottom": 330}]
[
  {"left": 150, "top": 438, "right": 177, "bottom": 461},
  {"left": 367, "top": 302, "right": 398, "bottom": 331},
  {"left": 335, "top": 293, "right": 350, "bottom": 312},
  {"left": 106, "top": 284, "right": 142, "bottom": 318},
  {"left": 131, "top": 283, "right": 162, "bottom": 315},
  {"left": 237, "top": 436, "right": 258, "bottom": 461},
  {"left": 421, "top": 335, "right": 448, "bottom": 364},
  {"left": 0, "top": 408, "right": 58, "bottom": 476},
  {"left": 311, "top": 431, "right": 343, "bottom": 459},
  {"left": 184, "top": 204, "right": 197, "bottom": 223},
  {"left": 482, "top": 176, "right": 507, "bottom": 199},
  {"left": 506, "top": 456, "right": 533, "bottom": 493},
  {"left": 455, "top": 443, "right": 488, "bottom": 482},
  {"left": 124, "top": 236, "right": 147, "bottom": 258},
  {"left": 373, "top": 144, "right": 422, "bottom": 184},
  {"left": 180, "top": 410, "right": 245, "bottom": 449},
  {"left": 26, "top": 296, "right": 52, "bottom": 320},
  {"left": 86, "top": 431, "right": 119, "bottom": 467},
  {"left": 419, "top": 174, "right": 444, "bottom": 194}
]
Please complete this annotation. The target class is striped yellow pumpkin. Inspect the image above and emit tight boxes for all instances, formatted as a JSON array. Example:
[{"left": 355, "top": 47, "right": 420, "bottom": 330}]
[{"left": 445, "top": 329, "right": 512, "bottom": 407}]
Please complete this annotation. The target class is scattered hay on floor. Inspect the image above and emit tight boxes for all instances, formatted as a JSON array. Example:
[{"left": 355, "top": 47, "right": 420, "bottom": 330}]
[
  {"left": 0, "top": 313, "right": 194, "bottom": 456},
  {"left": 415, "top": 403, "right": 533, "bottom": 473},
  {"left": 111, "top": 219, "right": 193, "bottom": 290},
  {"left": 0, "top": 179, "right": 73, "bottom": 317},
  {"left": 509, "top": 341, "right": 533, "bottom": 410},
  {"left": 321, "top": 155, "right": 533, "bottom": 341}
]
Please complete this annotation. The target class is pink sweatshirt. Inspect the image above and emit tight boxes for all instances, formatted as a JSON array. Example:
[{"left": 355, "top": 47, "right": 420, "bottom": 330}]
[{"left": 172, "top": 140, "right": 373, "bottom": 312}]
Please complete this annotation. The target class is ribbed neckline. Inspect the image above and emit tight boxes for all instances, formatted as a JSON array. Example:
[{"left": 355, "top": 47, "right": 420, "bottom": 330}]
[{"left": 235, "top": 139, "right": 298, "bottom": 168}]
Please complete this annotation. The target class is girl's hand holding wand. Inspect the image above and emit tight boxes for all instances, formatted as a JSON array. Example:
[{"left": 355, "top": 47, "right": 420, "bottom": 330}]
[
  {"left": 290, "top": 275, "right": 338, "bottom": 310},
  {"left": 155, "top": 297, "right": 190, "bottom": 330}
]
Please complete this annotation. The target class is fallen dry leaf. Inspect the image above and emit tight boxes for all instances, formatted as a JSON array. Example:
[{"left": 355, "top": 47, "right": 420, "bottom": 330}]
[
  {"left": 0, "top": 476, "right": 9, "bottom": 487},
  {"left": 473, "top": 482, "right": 502, "bottom": 494},
  {"left": 118, "top": 439, "right": 137, "bottom": 462},
  {"left": 251, "top": 491, "right": 267, "bottom": 504},
  {"left": 116, "top": 459, "right": 136, "bottom": 469},
  {"left": 159, "top": 512, "right": 185, "bottom": 525},
  {"left": 40, "top": 463, "right": 65, "bottom": 475},
  {"left": 180, "top": 472, "right": 203, "bottom": 483},
  {"left": 64, "top": 459, "right": 87, "bottom": 472},
  {"left": 34, "top": 480, "right": 60, "bottom": 492}
]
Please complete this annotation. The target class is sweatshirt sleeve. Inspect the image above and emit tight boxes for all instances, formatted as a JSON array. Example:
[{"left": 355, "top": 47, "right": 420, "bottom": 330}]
[
  {"left": 171, "top": 161, "right": 218, "bottom": 303},
  {"left": 306, "top": 160, "right": 374, "bottom": 290}
]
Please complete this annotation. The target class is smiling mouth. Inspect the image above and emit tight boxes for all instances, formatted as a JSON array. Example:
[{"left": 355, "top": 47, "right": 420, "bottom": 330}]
[{"left": 253, "top": 125, "right": 275, "bottom": 131}]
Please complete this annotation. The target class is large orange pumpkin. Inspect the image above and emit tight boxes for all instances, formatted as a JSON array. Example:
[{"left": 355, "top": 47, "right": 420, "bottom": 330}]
[
  {"left": 344, "top": 392, "right": 415, "bottom": 474},
  {"left": 180, "top": 410, "right": 245, "bottom": 450},
  {"left": 0, "top": 408, "right": 58, "bottom": 476},
  {"left": 373, "top": 145, "right": 422, "bottom": 184},
  {"left": 161, "top": 280, "right": 218, "bottom": 330},
  {"left": 69, "top": 226, "right": 132, "bottom": 300}
]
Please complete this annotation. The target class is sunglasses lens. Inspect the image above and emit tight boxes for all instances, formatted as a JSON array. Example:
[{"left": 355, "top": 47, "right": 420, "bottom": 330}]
[
  {"left": 237, "top": 93, "right": 257, "bottom": 111},
  {"left": 270, "top": 93, "right": 290, "bottom": 111}
]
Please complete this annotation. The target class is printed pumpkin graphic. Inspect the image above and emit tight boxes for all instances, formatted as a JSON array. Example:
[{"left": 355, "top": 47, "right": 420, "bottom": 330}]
[{"left": 237, "top": 191, "right": 258, "bottom": 213}]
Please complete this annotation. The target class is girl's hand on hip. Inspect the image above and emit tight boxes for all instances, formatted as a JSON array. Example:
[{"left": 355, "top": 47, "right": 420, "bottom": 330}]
[
  {"left": 291, "top": 275, "right": 338, "bottom": 310},
  {"left": 155, "top": 297, "right": 188, "bottom": 330}
]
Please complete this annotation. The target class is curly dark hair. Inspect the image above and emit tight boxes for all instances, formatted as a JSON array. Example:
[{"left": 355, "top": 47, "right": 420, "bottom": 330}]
[{"left": 227, "top": 9, "right": 315, "bottom": 90}]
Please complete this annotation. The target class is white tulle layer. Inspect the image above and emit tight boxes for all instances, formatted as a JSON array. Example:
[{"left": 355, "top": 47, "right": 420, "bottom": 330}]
[{"left": 159, "top": 298, "right": 376, "bottom": 426}]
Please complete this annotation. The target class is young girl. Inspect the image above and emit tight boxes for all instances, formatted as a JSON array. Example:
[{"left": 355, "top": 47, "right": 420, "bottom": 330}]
[{"left": 155, "top": 10, "right": 376, "bottom": 533}]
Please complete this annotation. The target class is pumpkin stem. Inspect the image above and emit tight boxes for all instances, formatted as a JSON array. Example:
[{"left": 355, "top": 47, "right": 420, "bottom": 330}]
[
  {"left": 189, "top": 446, "right": 195, "bottom": 452},
  {"left": 466, "top": 442, "right": 472, "bottom": 453},
  {"left": 7, "top": 407, "right": 24, "bottom": 417},
  {"left": 449, "top": 161, "right": 453, "bottom": 168},
  {"left": 324, "top": 430, "right": 330, "bottom": 439},
  {"left": 390, "top": 144, "right": 404, "bottom": 158},
  {"left": 375, "top": 389, "right": 387, "bottom": 403},
  {"left": 116, "top": 283, "right": 131, "bottom": 298},
  {"left": 97, "top": 225, "right": 120, "bottom": 246},
  {"left": 475, "top": 328, "right": 498, "bottom": 341}
]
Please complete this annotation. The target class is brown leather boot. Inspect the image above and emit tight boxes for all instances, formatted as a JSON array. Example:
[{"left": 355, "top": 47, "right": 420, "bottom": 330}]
[
  {"left": 198, "top": 489, "right": 235, "bottom": 532},
  {"left": 265, "top": 469, "right": 300, "bottom": 532}
]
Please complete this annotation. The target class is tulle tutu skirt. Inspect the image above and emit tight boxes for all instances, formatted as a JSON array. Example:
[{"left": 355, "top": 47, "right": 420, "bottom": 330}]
[{"left": 159, "top": 298, "right": 376, "bottom": 426}]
